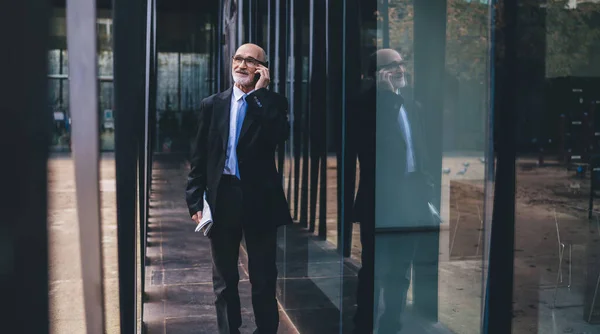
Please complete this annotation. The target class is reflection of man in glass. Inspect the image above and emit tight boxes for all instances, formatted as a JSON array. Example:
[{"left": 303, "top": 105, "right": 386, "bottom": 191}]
[{"left": 351, "top": 49, "right": 435, "bottom": 334}]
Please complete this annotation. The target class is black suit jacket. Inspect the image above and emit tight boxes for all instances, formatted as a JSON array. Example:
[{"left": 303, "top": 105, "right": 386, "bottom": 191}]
[
  {"left": 348, "top": 84, "right": 434, "bottom": 225},
  {"left": 186, "top": 87, "right": 293, "bottom": 228}
]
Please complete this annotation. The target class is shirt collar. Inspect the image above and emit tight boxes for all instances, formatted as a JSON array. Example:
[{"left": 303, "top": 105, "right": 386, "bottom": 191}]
[{"left": 233, "top": 86, "right": 254, "bottom": 101}]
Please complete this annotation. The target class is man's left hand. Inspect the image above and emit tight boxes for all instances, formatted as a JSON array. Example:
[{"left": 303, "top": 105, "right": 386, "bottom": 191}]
[{"left": 255, "top": 65, "right": 270, "bottom": 90}]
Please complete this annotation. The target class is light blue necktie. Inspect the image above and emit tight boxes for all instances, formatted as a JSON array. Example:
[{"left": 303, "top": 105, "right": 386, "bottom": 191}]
[{"left": 234, "top": 94, "right": 247, "bottom": 178}]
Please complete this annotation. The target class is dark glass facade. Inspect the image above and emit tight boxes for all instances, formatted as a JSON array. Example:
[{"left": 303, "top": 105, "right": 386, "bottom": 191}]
[
  {"left": 29, "top": 0, "right": 600, "bottom": 333},
  {"left": 205, "top": 0, "right": 493, "bottom": 332}
]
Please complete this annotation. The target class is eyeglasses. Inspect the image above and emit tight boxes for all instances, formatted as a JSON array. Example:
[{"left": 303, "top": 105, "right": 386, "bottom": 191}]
[
  {"left": 379, "top": 61, "right": 406, "bottom": 71},
  {"left": 232, "top": 55, "right": 267, "bottom": 68}
]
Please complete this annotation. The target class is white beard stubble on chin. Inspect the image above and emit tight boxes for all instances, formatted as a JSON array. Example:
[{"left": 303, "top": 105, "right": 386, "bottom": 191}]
[
  {"left": 395, "top": 76, "right": 407, "bottom": 89},
  {"left": 233, "top": 73, "right": 254, "bottom": 87}
]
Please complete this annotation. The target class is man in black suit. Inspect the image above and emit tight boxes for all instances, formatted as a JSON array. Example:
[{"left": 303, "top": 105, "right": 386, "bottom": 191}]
[
  {"left": 186, "top": 43, "right": 292, "bottom": 334},
  {"left": 350, "top": 49, "right": 436, "bottom": 334}
]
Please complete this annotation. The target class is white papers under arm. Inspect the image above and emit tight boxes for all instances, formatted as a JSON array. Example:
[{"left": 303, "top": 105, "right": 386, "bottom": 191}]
[
  {"left": 194, "top": 195, "right": 213, "bottom": 236},
  {"left": 428, "top": 202, "right": 442, "bottom": 224}
]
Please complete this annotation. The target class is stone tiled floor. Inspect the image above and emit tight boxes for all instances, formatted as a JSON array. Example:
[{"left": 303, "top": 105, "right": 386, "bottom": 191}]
[
  {"left": 143, "top": 155, "right": 454, "bottom": 334},
  {"left": 48, "top": 153, "right": 121, "bottom": 334}
]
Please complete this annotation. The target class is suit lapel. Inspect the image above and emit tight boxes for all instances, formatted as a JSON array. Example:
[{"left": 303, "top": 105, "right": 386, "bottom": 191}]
[{"left": 214, "top": 88, "right": 232, "bottom": 151}]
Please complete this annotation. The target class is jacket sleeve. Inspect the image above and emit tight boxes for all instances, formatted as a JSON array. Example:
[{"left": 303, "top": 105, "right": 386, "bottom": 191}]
[
  {"left": 270, "top": 94, "right": 291, "bottom": 147},
  {"left": 185, "top": 99, "right": 210, "bottom": 217},
  {"left": 250, "top": 88, "right": 290, "bottom": 147}
]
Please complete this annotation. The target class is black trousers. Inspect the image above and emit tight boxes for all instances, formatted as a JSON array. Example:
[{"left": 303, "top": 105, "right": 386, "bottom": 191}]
[
  {"left": 353, "top": 221, "right": 437, "bottom": 333},
  {"left": 210, "top": 175, "right": 279, "bottom": 334},
  {"left": 353, "top": 220, "right": 376, "bottom": 333}
]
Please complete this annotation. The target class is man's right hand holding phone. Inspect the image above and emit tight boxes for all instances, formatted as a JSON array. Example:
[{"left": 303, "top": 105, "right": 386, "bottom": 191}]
[{"left": 254, "top": 64, "right": 270, "bottom": 90}]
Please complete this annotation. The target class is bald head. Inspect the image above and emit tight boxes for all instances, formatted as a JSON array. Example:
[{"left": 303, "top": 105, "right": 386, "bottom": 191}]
[
  {"left": 372, "top": 48, "right": 402, "bottom": 72},
  {"left": 235, "top": 43, "right": 267, "bottom": 63},
  {"left": 371, "top": 48, "right": 407, "bottom": 91}
]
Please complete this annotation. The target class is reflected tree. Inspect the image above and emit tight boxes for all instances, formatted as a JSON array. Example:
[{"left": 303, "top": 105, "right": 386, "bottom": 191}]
[{"left": 385, "top": 0, "right": 600, "bottom": 81}]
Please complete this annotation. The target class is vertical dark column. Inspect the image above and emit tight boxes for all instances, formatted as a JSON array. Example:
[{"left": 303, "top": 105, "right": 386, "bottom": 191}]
[
  {"left": 217, "top": 0, "right": 224, "bottom": 92},
  {"left": 326, "top": 0, "right": 347, "bottom": 254},
  {"left": 292, "top": 0, "right": 304, "bottom": 221},
  {"left": 268, "top": 0, "right": 276, "bottom": 91},
  {"left": 307, "top": 0, "right": 316, "bottom": 232},
  {"left": 246, "top": 0, "right": 253, "bottom": 42},
  {"left": 0, "top": 0, "right": 50, "bottom": 332},
  {"left": 221, "top": 0, "right": 237, "bottom": 90},
  {"left": 276, "top": 0, "right": 288, "bottom": 181},
  {"left": 255, "top": 0, "right": 265, "bottom": 46},
  {"left": 285, "top": 0, "right": 295, "bottom": 204},
  {"left": 150, "top": 0, "right": 158, "bottom": 155},
  {"left": 317, "top": 0, "right": 328, "bottom": 239},
  {"left": 209, "top": 11, "right": 215, "bottom": 96},
  {"left": 340, "top": 0, "right": 357, "bottom": 316},
  {"left": 340, "top": 0, "right": 364, "bottom": 255},
  {"left": 307, "top": 0, "right": 326, "bottom": 235},
  {"left": 113, "top": 0, "right": 146, "bottom": 331},
  {"left": 297, "top": 1, "right": 311, "bottom": 227},
  {"left": 318, "top": 1, "right": 331, "bottom": 240},
  {"left": 413, "top": 0, "right": 445, "bottom": 322},
  {"left": 149, "top": 0, "right": 157, "bottom": 214},
  {"left": 140, "top": 0, "right": 156, "bottom": 312},
  {"left": 484, "top": 0, "right": 517, "bottom": 332},
  {"left": 318, "top": 0, "right": 330, "bottom": 240},
  {"left": 300, "top": 0, "right": 310, "bottom": 228},
  {"left": 276, "top": 0, "right": 288, "bottom": 95},
  {"left": 137, "top": 52, "right": 146, "bottom": 315}
]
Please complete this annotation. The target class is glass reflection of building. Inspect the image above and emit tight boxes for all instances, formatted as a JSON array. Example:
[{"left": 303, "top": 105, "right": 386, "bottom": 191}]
[
  {"left": 147, "top": 0, "right": 599, "bottom": 332},
  {"left": 198, "top": 0, "right": 497, "bottom": 332},
  {"left": 48, "top": 8, "right": 215, "bottom": 153},
  {"left": 40, "top": 0, "right": 600, "bottom": 333}
]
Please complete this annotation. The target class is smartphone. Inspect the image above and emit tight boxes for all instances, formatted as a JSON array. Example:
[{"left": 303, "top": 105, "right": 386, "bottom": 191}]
[{"left": 254, "top": 62, "right": 268, "bottom": 83}]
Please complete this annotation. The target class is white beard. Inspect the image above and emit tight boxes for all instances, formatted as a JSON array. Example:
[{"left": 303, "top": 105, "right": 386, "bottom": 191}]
[
  {"left": 395, "top": 76, "right": 406, "bottom": 89},
  {"left": 232, "top": 73, "right": 253, "bottom": 87}
]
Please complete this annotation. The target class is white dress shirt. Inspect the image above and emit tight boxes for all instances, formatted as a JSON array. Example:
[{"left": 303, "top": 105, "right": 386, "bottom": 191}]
[{"left": 223, "top": 86, "right": 254, "bottom": 178}]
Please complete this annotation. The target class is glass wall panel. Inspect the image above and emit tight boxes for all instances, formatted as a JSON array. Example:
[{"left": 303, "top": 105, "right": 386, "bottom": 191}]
[
  {"left": 98, "top": 50, "right": 113, "bottom": 77},
  {"left": 47, "top": 7, "right": 121, "bottom": 334},
  {"left": 48, "top": 50, "right": 62, "bottom": 75},
  {"left": 48, "top": 11, "right": 114, "bottom": 152},
  {"left": 512, "top": 1, "right": 600, "bottom": 333},
  {"left": 342, "top": 0, "right": 494, "bottom": 332},
  {"left": 48, "top": 13, "right": 114, "bottom": 152},
  {"left": 154, "top": 8, "right": 216, "bottom": 154},
  {"left": 156, "top": 52, "right": 180, "bottom": 113},
  {"left": 155, "top": 52, "right": 214, "bottom": 153},
  {"left": 99, "top": 81, "right": 115, "bottom": 151}
]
